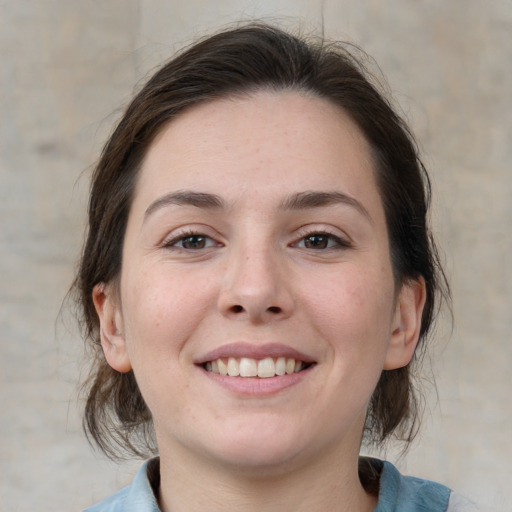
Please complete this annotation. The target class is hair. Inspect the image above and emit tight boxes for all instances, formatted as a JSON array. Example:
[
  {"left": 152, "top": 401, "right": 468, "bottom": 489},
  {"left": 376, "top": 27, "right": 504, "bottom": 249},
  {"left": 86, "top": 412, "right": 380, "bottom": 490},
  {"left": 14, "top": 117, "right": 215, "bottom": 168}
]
[{"left": 74, "top": 23, "right": 449, "bottom": 466}]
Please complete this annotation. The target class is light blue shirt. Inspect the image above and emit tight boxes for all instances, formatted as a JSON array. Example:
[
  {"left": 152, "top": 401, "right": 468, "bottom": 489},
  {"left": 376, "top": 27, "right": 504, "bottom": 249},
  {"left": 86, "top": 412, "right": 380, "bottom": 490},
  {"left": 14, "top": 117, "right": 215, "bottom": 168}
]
[
  {"left": 84, "top": 460, "right": 160, "bottom": 512},
  {"left": 83, "top": 457, "right": 471, "bottom": 512}
]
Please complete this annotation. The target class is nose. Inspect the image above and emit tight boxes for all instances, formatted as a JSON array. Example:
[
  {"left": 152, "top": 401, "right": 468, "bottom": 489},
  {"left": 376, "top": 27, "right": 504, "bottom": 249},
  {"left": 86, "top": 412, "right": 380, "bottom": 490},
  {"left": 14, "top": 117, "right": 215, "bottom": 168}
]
[{"left": 217, "top": 243, "right": 294, "bottom": 324}]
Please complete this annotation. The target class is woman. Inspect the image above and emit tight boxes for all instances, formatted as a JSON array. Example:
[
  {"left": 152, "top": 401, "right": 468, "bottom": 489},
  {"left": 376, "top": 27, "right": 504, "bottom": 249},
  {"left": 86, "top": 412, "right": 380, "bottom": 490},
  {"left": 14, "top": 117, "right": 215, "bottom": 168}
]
[{"left": 75, "top": 23, "right": 476, "bottom": 511}]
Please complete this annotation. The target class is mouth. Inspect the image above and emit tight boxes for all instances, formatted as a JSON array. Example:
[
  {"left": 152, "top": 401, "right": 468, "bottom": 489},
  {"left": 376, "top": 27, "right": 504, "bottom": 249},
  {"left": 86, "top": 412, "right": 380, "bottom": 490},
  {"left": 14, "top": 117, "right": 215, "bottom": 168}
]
[{"left": 202, "top": 357, "right": 314, "bottom": 378}]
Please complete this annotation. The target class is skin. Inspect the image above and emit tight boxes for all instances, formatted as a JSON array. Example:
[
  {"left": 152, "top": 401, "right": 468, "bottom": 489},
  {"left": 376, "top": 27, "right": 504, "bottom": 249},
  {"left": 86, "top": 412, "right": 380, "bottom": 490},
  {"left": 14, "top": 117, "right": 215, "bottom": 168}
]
[{"left": 93, "top": 91, "right": 425, "bottom": 512}]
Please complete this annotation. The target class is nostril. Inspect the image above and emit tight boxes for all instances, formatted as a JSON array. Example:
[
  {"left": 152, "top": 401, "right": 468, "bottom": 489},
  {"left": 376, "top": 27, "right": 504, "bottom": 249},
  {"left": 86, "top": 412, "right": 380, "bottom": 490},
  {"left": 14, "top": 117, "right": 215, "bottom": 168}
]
[
  {"left": 231, "top": 305, "right": 244, "bottom": 313},
  {"left": 267, "top": 306, "right": 282, "bottom": 314}
]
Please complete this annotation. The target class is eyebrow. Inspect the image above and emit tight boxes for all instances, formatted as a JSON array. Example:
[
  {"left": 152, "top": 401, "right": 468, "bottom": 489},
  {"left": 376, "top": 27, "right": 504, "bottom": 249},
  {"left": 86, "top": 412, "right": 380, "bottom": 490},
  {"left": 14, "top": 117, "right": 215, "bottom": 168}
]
[
  {"left": 280, "top": 191, "right": 373, "bottom": 223},
  {"left": 144, "top": 190, "right": 225, "bottom": 221},
  {"left": 143, "top": 189, "right": 372, "bottom": 223}
]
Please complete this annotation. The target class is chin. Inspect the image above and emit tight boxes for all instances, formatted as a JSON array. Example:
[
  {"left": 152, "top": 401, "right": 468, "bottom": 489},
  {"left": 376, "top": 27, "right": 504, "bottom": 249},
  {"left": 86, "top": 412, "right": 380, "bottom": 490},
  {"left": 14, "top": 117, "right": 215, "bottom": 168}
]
[
  {"left": 198, "top": 418, "right": 319, "bottom": 475},
  {"left": 212, "top": 443, "right": 305, "bottom": 476}
]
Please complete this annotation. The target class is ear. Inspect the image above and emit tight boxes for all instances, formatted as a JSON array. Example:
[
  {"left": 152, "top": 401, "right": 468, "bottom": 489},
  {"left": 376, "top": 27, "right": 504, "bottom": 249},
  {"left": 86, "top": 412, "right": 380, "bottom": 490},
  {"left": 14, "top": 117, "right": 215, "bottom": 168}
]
[
  {"left": 384, "top": 277, "right": 427, "bottom": 370},
  {"left": 92, "top": 283, "right": 132, "bottom": 373}
]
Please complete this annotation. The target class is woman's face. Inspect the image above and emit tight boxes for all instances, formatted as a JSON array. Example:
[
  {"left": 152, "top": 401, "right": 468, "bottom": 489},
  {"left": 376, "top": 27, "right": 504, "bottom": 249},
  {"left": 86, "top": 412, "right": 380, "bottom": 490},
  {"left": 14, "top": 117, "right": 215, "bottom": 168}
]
[{"left": 95, "top": 91, "right": 424, "bottom": 473}]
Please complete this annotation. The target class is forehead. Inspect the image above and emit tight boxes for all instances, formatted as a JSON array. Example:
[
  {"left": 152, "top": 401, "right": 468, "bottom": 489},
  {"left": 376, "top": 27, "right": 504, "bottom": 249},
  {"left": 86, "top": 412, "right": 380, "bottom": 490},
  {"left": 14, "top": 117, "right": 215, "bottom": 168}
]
[{"left": 134, "top": 90, "right": 380, "bottom": 211}]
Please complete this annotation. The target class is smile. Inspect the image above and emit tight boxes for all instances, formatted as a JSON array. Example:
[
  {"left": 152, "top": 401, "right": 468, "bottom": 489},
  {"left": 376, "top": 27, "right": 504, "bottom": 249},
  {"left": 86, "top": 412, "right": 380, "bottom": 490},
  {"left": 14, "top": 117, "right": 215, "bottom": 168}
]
[{"left": 204, "top": 357, "right": 312, "bottom": 378}]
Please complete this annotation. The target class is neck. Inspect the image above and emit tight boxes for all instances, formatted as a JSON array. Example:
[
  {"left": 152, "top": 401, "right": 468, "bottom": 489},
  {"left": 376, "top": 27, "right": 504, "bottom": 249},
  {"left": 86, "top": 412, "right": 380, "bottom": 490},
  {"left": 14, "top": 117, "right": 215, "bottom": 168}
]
[{"left": 156, "top": 440, "right": 377, "bottom": 512}]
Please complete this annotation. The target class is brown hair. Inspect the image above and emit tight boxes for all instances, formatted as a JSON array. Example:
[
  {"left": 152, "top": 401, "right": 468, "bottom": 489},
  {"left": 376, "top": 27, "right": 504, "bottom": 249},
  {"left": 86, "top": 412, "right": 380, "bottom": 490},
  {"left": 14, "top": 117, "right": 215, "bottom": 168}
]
[{"left": 74, "top": 23, "right": 449, "bottom": 461}]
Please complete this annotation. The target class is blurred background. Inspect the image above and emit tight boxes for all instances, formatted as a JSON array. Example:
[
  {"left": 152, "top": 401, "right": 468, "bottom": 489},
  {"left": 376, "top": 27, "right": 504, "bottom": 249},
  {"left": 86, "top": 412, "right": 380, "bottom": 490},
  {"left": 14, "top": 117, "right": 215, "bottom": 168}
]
[{"left": 1, "top": 1, "right": 510, "bottom": 510}]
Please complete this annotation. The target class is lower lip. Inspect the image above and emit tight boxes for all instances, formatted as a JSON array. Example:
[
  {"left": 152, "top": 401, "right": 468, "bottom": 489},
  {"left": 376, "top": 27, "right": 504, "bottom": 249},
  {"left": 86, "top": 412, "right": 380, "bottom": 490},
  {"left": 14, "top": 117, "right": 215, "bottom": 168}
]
[{"left": 200, "top": 365, "right": 315, "bottom": 396}]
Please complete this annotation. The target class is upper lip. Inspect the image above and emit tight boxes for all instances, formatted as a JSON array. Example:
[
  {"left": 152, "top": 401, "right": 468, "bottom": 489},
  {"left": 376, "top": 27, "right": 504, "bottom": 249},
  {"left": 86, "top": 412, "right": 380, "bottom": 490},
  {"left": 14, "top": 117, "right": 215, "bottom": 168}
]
[{"left": 194, "top": 342, "right": 316, "bottom": 365}]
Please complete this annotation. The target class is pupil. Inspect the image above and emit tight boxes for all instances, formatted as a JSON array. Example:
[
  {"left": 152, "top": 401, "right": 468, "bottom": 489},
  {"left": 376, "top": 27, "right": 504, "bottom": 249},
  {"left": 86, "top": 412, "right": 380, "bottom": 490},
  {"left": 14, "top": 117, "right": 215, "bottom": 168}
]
[
  {"left": 305, "top": 235, "right": 328, "bottom": 249},
  {"left": 183, "top": 236, "right": 205, "bottom": 249}
]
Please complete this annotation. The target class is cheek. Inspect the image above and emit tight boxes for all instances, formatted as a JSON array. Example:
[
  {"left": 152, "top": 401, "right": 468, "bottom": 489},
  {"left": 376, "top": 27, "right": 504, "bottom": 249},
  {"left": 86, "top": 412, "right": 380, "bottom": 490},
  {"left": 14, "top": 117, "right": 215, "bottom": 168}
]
[
  {"left": 120, "top": 266, "right": 217, "bottom": 364},
  {"left": 300, "top": 264, "right": 395, "bottom": 357},
  {"left": 118, "top": 267, "right": 219, "bottom": 419}
]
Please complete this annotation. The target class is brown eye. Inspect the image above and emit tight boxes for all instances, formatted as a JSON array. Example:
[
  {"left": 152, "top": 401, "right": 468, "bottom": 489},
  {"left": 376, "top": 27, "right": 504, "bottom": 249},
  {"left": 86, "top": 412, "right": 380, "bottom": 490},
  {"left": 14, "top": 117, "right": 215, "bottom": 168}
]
[
  {"left": 181, "top": 235, "right": 208, "bottom": 249},
  {"left": 304, "top": 234, "right": 330, "bottom": 249},
  {"left": 295, "top": 232, "right": 350, "bottom": 250},
  {"left": 167, "top": 234, "right": 218, "bottom": 250}
]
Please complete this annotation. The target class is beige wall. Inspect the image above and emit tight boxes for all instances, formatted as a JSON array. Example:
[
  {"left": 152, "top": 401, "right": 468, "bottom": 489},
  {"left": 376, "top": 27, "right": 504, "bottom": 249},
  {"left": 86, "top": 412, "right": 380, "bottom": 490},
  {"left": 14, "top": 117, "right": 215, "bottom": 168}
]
[{"left": 1, "top": 1, "right": 510, "bottom": 510}]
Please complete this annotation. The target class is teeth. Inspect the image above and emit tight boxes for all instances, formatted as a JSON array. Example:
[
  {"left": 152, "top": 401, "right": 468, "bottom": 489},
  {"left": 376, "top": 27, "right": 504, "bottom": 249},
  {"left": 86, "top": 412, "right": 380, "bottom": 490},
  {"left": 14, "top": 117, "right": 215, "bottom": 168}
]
[
  {"left": 275, "top": 357, "right": 286, "bottom": 376},
  {"left": 205, "top": 357, "right": 308, "bottom": 378},
  {"left": 218, "top": 358, "right": 228, "bottom": 376},
  {"left": 257, "top": 357, "right": 275, "bottom": 378},
  {"left": 239, "top": 357, "right": 258, "bottom": 377},
  {"left": 227, "top": 357, "right": 240, "bottom": 377}
]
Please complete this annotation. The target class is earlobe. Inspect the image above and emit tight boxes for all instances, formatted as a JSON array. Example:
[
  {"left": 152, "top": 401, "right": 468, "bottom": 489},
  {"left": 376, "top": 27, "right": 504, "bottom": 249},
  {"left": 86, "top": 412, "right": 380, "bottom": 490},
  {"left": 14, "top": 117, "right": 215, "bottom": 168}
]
[
  {"left": 384, "top": 277, "right": 426, "bottom": 370},
  {"left": 92, "top": 283, "right": 132, "bottom": 373}
]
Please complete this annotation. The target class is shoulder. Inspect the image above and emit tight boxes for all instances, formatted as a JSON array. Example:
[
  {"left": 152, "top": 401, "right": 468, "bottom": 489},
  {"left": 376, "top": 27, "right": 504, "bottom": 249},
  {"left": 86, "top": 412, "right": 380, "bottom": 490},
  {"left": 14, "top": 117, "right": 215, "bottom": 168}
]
[
  {"left": 371, "top": 458, "right": 477, "bottom": 512},
  {"left": 82, "top": 485, "right": 130, "bottom": 512},
  {"left": 82, "top": 459, "right": 161, "bottom": 512}
]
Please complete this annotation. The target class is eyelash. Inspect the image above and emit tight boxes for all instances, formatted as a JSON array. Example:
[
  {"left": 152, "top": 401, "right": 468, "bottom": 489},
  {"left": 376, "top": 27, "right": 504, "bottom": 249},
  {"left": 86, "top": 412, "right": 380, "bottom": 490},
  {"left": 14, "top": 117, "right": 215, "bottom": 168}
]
[
  {"left": 162, "top": 230, "right": 220, "bottom": 250},
  {"left": 162, "top": 229, "right": 351, "bottom": 251},
  {"left": 292, "top": 230, "right": 352, "bottom": 251}
]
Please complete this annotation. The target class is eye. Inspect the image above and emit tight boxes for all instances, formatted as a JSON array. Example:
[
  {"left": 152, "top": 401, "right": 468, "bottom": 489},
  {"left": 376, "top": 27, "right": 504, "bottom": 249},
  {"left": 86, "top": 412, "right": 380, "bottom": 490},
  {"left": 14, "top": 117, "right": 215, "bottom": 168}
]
[
  {"left": 165, "top": 232, "right": 219, "bottom": 250},
  {"left": 294, "top": 232, "right": 350, "bottom": 250}
]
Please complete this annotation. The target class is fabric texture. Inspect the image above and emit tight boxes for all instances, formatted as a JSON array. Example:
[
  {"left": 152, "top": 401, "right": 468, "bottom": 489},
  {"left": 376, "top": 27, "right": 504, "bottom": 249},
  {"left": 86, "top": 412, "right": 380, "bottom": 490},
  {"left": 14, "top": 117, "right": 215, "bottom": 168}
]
[
  {"left": 83, "top": 459, "right": 160, "bottom": 512},
  {"left": 83, "top": 457, "right": 476, "bottom": 512},
  {"left": 374, "top": 459, "right": 451, "bottom": 511}
]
